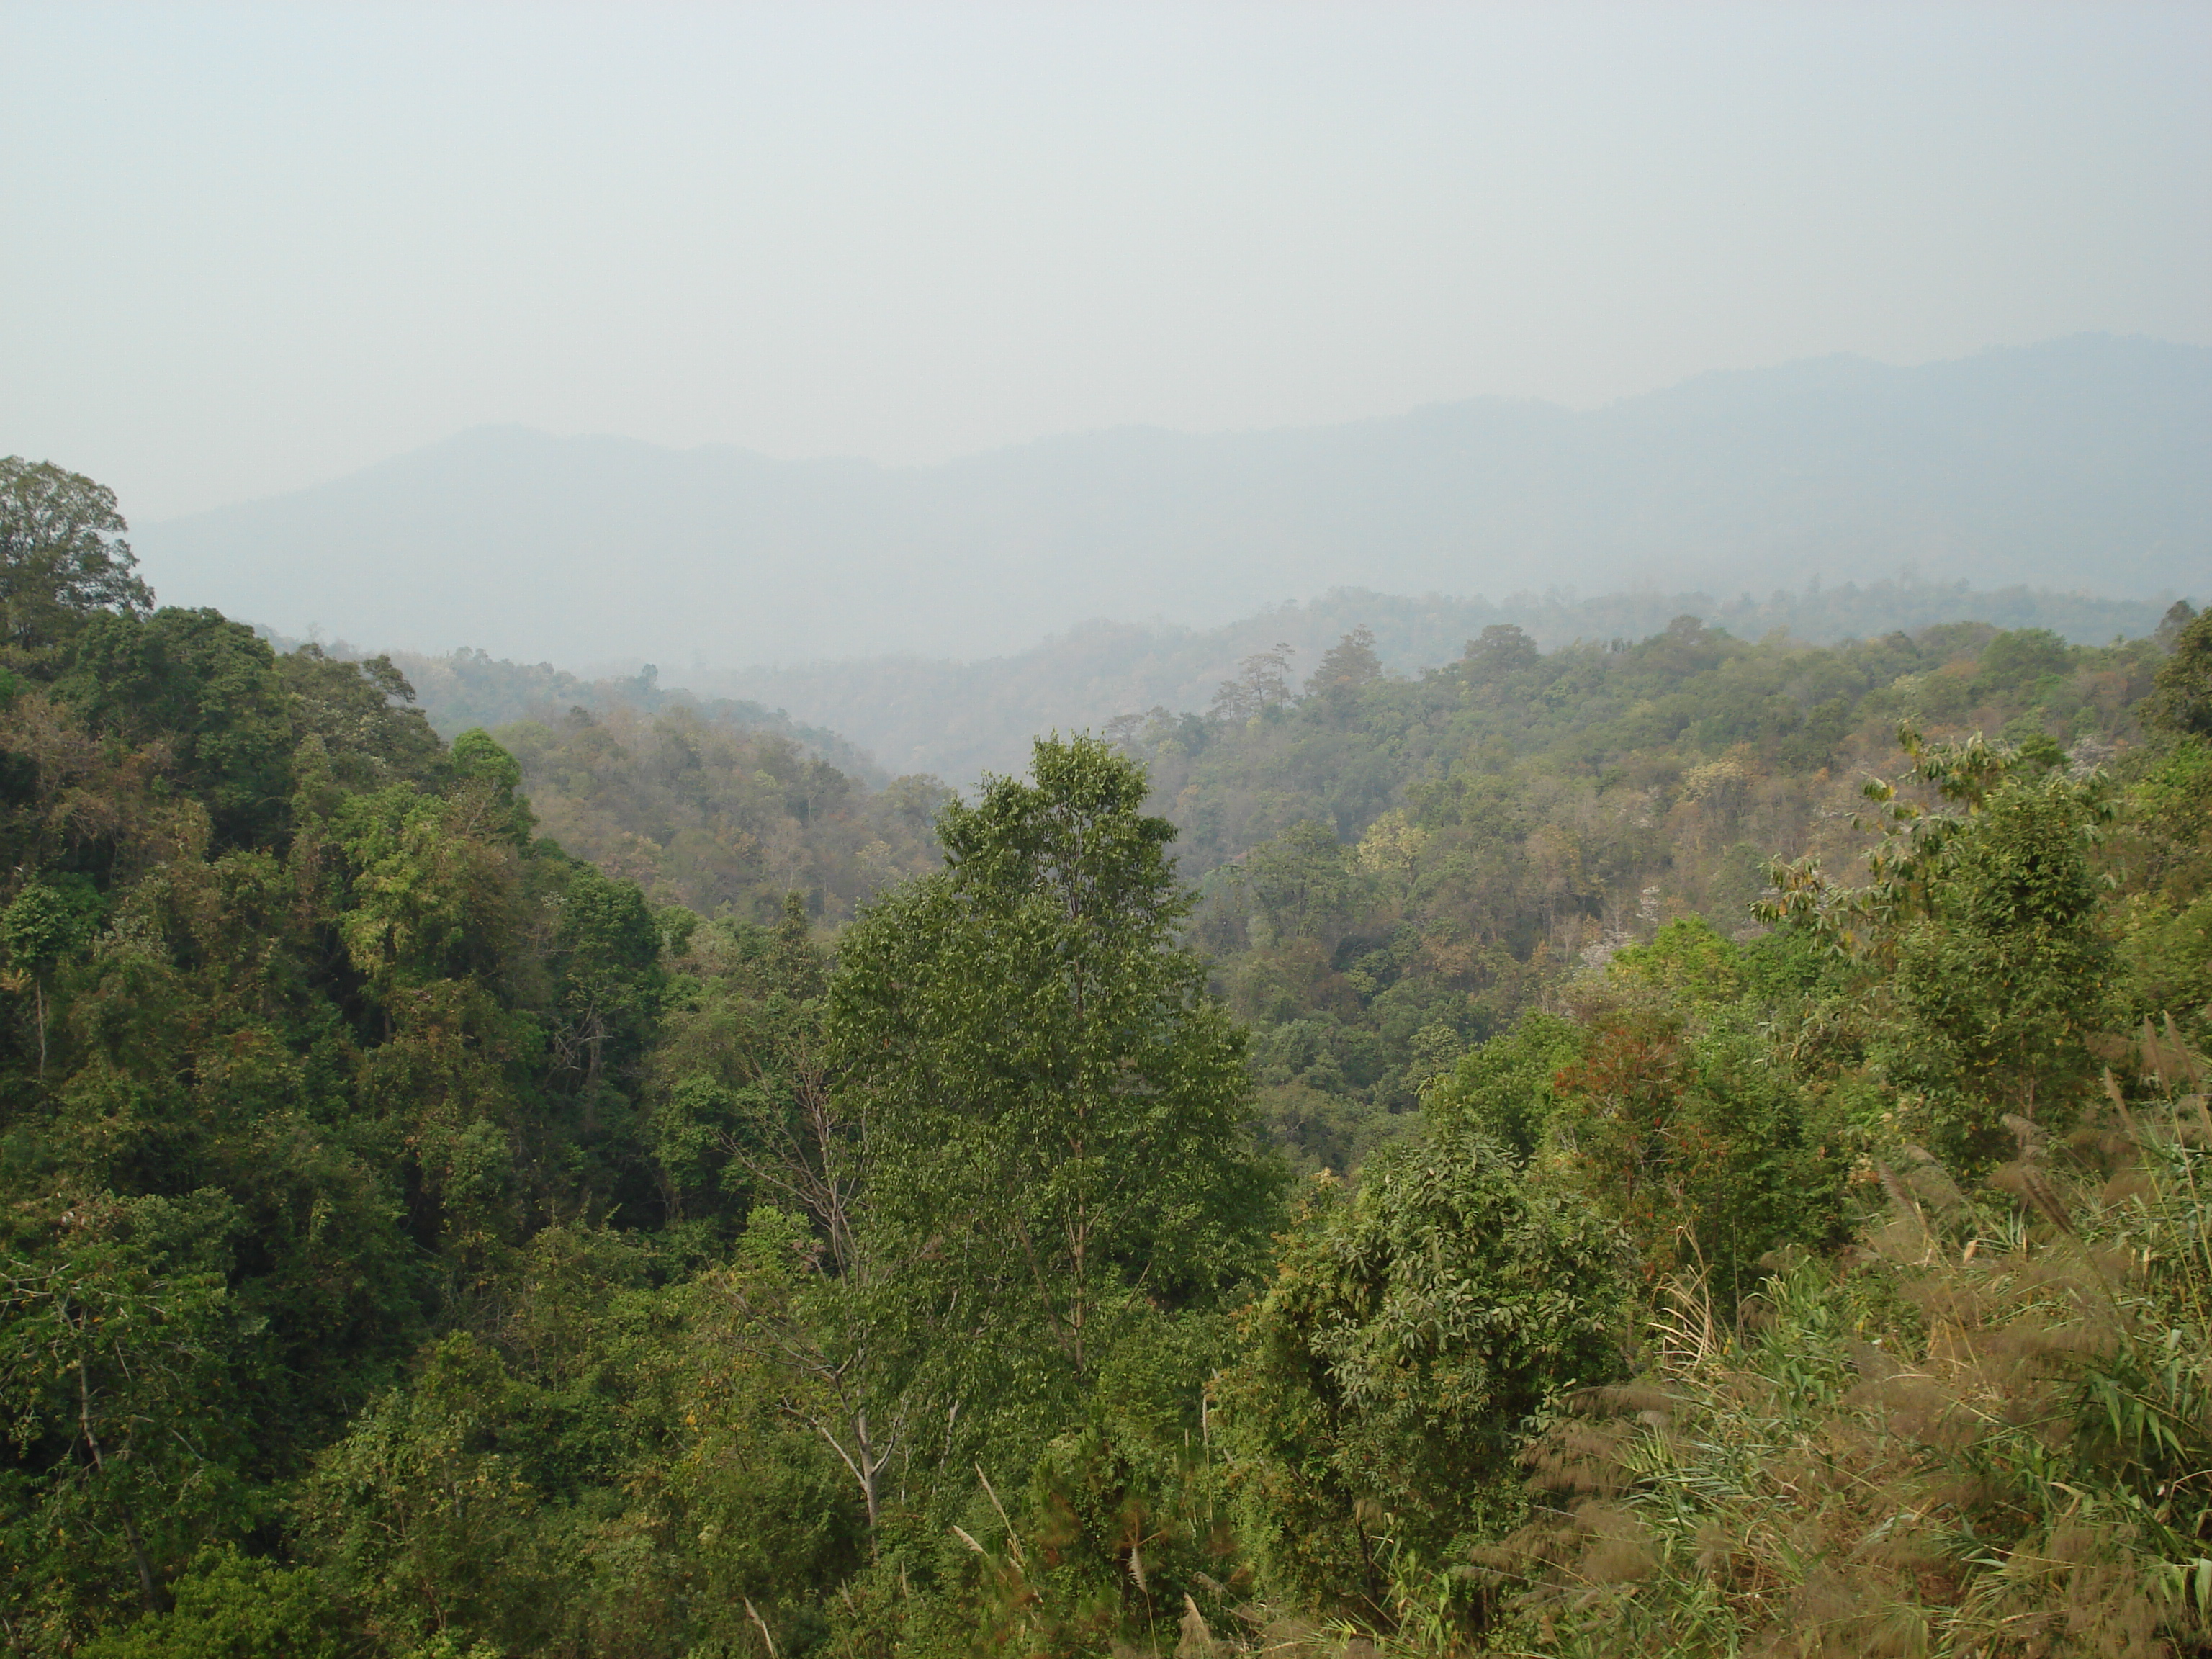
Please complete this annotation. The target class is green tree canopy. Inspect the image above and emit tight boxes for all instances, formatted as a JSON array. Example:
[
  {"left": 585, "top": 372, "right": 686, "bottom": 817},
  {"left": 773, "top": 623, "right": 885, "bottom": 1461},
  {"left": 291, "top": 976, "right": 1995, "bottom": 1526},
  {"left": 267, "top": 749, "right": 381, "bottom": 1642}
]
[
  {"left": 1307, "top": 625, "right": 1383, "bottom": 696},
  {"left": 58, "top": 609, "right": 295, "bottom": 845},
  {"left": 2148, "top": 603, "right": 2212, "bottom": 738},
  {"left": 0, "top": 459, "right": 154, "bottom": 657},
  {"left": 828, "top": 734, "right": 1282, "bottom": 1479},
  {"left": 1220, "top": 1128, "right": 1629, "bottom": 1623}
]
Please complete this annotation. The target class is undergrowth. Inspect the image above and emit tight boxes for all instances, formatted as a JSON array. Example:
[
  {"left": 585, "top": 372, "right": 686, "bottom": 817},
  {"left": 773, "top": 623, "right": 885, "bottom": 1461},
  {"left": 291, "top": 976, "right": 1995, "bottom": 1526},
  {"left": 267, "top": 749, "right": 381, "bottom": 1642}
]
[{"left": 1466, "top": 1029, "right": 2212, "bottom": 1658}]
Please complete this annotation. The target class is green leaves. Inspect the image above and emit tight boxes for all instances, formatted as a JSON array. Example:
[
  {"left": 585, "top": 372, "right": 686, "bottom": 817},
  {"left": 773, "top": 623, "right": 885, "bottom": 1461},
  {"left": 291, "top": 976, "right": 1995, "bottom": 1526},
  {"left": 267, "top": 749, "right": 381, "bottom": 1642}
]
[
  {"left": 57, "top": 608, "right": 295, "bottom": 845},
  {"left": 1235, "top": 819, "right": 1359, "bottom": 940},
  {"left": 1218, "top": 1125, "right": 1630, "bottom": 1619},
  {"left": 935, "top": 729, "right": 1182, "bottom": 927},
  {"left": 2148, "top": 604, "right": 2212, "bottom": 738},
  {"left": 446, "top": 729, "right": 534, "bottom": 847},
  {"left": 1755, "top": 728, "right": 2120, "bottom": 1167},
  {"left": 830, "top": 734, "right": 1281, "bottom": 1492},
  {"left": 333, "top": 786, "right": 522, "bottom": 1000},
  {"left": 76, "top": 1548, "right": 342, "bottom": 1659},
  {"left": 0, "top": 1192, "right": 254, "bottom": 1630},
  {"left": 0, "top": 873, "right": 102, "bottom": 973},
  {"left": 0, "top": 458, "right": 153, "bottom": 657},
  {"left": 547, "top": 860, "right": 663, "bottom": 1090}
]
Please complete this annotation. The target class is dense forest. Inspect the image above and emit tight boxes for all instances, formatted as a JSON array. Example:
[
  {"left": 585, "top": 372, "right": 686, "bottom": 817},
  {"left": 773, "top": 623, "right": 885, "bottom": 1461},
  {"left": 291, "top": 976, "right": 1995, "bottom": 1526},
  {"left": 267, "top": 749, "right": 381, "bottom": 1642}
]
[
  {"left": 376, "top": 649, "right": 881, "bottom": 786},
  {"left": 6, "top": 454, "right": 2212, "bottom": 1659},
  {"left": 698, "top": 580, "right": 2172, "bottom": 781},
  {"left": 260, "top": 644, "right": 948, "bottom": 925}
]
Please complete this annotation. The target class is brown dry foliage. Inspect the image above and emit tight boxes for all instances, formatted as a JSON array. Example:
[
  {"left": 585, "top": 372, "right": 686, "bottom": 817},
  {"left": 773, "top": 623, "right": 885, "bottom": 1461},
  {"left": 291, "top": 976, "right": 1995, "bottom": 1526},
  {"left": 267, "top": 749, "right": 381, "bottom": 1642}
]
[{"left": 1470, "top": 1084, "right": 2212, "bottom": 1659}]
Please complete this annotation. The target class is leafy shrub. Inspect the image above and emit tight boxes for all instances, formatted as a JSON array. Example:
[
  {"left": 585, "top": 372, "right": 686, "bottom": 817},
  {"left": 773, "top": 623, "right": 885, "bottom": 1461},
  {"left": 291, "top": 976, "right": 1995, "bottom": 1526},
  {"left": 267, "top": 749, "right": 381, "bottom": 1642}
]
[{"left": 1219, "top": 1128, "right": 1632, "bottom": 1631}]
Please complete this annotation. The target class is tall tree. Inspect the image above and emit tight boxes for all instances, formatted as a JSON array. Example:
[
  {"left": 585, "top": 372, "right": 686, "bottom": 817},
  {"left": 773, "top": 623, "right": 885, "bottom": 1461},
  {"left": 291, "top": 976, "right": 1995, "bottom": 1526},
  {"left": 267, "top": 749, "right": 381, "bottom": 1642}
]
[
  {"left": 2148, "top": 603, "right": 2212, "bottom": 738},
  {"left": 828, "top": 734, "right": 1280, "bottom": 1478},
  {"left": 1305, "top": 625, "right": 1382, "bottom": 696},
  {"left": 0, "top": 459, "right": 154, "bottom": 658},
  {"left": 1211, "top": 643, "right": 1297, "bottom": 721}
]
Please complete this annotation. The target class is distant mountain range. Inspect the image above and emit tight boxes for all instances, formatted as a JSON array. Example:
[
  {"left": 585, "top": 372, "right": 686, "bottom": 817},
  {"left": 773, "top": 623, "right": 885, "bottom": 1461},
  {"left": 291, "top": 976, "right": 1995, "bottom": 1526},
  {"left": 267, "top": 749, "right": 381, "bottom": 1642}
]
[{"left": 134, "top": 333, "right": 2209, "bottom": 672}]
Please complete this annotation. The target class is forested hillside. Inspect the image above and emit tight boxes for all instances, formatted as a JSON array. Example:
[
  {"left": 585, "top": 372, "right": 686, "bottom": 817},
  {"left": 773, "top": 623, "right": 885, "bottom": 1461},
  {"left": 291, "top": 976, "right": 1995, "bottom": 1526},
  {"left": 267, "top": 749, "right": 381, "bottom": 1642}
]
[
  {"left": 480, "top": 704, "right": 945, "bottom": 923},
  {"left": 377, "top": 649, "right": 879, "bottom": 783},
  {"left": 258, "top": 639, "right": 948, "bottom": 925},
  {"left": 1130, "top": 612, "right": 2181, "bottom": 1174},
  {"left": 699, "top": 579, "right": 2170, "bottom": 781},
  {"left": 9, "top": 453, "right": 2212, "bottom": 1659}
]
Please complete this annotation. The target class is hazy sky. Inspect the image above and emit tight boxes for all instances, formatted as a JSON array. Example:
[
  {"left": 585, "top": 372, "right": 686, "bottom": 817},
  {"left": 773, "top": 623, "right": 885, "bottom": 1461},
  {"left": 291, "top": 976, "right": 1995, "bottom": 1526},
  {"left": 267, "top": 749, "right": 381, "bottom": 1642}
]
[{"left": 4, "top": 1, "right": 2208, "bottom": 521}]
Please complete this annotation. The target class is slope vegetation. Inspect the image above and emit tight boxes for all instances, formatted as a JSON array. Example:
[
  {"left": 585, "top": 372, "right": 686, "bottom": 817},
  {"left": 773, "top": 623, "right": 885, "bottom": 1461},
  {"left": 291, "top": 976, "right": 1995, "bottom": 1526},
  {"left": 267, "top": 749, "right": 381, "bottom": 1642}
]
[{"left": 12, "top": 454, "right": 2212, "bottom": 1659}]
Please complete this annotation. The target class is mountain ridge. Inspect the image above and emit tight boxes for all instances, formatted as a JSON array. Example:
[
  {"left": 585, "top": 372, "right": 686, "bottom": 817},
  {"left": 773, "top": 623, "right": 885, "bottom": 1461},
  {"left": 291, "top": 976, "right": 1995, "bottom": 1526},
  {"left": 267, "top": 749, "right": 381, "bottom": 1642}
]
[{"left": 132, "top": 333, "right": 2211, "bottom": 671}]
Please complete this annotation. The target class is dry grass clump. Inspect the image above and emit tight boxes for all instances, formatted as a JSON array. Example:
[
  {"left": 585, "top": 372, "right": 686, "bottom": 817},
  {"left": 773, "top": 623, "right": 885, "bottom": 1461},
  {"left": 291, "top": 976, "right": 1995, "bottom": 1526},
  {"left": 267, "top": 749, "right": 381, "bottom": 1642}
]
[{"left": 1475, "top": 1064, "right": 2212, "bottom": 1658}]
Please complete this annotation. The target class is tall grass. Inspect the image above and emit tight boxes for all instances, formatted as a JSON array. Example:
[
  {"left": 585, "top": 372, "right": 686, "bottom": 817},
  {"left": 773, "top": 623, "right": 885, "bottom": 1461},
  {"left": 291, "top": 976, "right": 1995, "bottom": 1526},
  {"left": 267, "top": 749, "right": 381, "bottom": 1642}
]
[{"left": 1475, "top": 1040, "right": 2212, "bottom": 1658}]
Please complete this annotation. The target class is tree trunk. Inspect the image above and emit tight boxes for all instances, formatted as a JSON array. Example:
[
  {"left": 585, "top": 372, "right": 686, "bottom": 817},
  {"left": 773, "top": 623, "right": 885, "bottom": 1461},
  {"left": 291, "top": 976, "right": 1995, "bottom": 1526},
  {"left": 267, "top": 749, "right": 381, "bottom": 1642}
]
[{"left": 78, "top": 1354, "right": 166, "bottom": 1613}]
